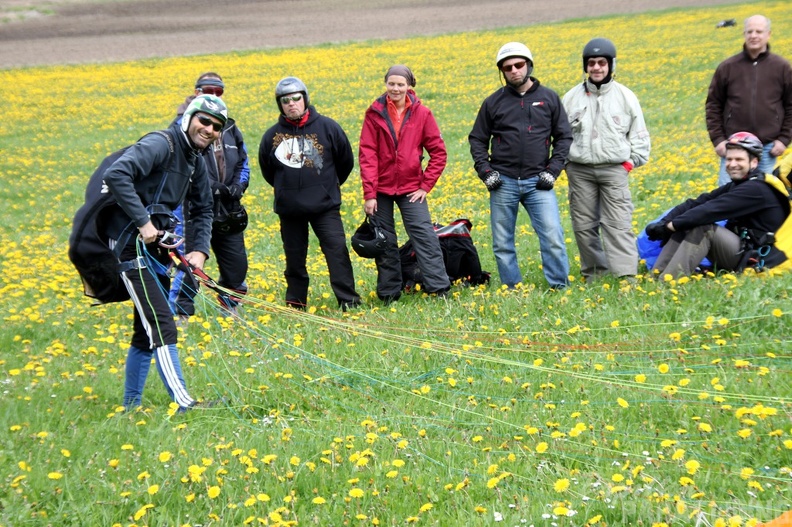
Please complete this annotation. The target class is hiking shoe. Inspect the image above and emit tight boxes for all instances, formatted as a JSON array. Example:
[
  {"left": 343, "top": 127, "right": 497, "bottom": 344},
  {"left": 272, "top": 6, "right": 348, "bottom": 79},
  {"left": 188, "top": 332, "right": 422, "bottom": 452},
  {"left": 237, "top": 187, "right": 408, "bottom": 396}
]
[
  {"left": 178, "top": 398, "right": 226, "bottom": 413},
  {"left": 377, "top": 293, "right": 401, "bottom": 305},
  {"left": 340, "top": 299, "right": 363, "bottom": 312}
]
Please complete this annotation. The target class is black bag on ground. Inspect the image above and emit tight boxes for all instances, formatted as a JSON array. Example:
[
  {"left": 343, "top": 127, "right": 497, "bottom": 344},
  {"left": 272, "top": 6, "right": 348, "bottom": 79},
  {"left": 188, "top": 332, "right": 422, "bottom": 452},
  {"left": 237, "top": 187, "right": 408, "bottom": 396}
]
[
  {"left": 68, "top": 131, "right": 173, "bottom": 304},
  {"left": 399, "top": 218, "right": 490, "bottom": 290}
]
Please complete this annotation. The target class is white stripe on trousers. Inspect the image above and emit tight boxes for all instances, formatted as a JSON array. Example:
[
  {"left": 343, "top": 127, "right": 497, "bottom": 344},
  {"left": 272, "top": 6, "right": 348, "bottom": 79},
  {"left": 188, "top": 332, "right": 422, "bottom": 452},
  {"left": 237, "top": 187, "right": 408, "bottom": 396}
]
[
  {"left": 115, "top": 248, "right": 194, "bottom": 408},
  {"left": 155, "top": 345, "right": 194, "bottom": 408}
]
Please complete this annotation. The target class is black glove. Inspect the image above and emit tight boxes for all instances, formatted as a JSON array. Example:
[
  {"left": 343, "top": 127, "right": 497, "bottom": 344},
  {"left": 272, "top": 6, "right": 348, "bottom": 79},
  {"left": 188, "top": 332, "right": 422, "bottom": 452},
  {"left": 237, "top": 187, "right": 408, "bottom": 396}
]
[
  {"left": 645, "top": 221, "right": 670, "bottom": 242},
  {"left": 535, "top": 171, "right": 556, "bottom": 191},
  {"left": 227, "top": 183, "right": 243, "bottom": 201},
  {"left": 213, "top": 182, "right": 230, "bottom": 198},
  {"left": 481, "top": 170, "right": 503, "bottom": 191}
]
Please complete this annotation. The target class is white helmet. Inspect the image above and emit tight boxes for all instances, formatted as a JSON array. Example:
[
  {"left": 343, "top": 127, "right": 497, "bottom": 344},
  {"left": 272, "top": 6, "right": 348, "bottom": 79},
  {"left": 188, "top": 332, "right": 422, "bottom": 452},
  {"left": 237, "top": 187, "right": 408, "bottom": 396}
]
[{"left": 496, "top": 42, "right": 533, "bottom": 68}]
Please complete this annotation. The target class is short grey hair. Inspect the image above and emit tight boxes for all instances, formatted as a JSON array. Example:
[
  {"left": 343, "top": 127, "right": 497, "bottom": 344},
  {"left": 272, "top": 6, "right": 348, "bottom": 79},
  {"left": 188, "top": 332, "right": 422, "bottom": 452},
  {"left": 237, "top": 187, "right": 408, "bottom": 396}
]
[{"left": 744, "top": 15, "right": 770, "bottom": 32}]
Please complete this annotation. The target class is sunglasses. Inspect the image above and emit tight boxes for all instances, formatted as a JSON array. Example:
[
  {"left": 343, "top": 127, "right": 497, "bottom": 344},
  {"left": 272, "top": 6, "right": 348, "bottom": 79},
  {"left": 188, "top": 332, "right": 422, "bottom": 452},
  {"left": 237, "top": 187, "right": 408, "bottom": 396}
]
[
  {"left": 196, "top": 114, "right": 223, "bottom": 132},
  {"left": 587, "top": 58, "right": 609, "bottom": 68},
  {"left": 198, "top": 85, "right": 224, "bottom": 97},
  {"left": 280, "top": 94, "right": 303, "bottom": 104},
  {"left": 500, "top": 60, "right": 527, "bottom": 72}
]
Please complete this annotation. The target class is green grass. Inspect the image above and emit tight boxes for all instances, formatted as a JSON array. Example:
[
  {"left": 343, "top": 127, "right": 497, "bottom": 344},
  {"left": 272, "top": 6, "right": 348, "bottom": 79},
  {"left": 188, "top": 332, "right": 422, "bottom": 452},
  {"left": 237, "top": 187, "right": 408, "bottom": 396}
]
[{"left": 2, "top": 1, "right": 792, "bottom": 526}]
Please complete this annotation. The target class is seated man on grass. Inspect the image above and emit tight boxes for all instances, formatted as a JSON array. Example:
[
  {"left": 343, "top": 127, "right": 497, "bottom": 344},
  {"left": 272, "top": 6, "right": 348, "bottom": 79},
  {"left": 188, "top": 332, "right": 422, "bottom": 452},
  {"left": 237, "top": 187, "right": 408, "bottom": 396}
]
[{"left": 645, "top": 132, "right": 790, "bottom": 279}]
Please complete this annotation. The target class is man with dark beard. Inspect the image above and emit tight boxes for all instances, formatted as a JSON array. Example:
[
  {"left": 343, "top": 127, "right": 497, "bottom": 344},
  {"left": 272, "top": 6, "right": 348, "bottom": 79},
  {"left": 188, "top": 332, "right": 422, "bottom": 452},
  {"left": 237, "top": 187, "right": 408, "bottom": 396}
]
[{"left": 469, "top": 42, "right": 573, "bottom": 289}]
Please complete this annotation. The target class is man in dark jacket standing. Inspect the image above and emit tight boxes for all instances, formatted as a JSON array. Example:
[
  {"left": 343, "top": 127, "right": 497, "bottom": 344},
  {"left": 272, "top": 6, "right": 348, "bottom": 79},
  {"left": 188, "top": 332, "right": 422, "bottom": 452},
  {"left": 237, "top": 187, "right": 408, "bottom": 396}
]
[
  {"left": 469, "top": 42, "right": 572, "bottom": 289},
  {"left": 170, "top": 72, "right": 251, "bottom": 317},
  {"left": 646, "top": 132, "right": 790, "bottom": 278},
  {"left": 259, "top": 77, "right": 362, "bottom": 311},
  {"left": 706, "top": 15, "right": 792, "bottom": 186},
  {"left": 101, "top": 94, "right": 227, "bottom": 411}
]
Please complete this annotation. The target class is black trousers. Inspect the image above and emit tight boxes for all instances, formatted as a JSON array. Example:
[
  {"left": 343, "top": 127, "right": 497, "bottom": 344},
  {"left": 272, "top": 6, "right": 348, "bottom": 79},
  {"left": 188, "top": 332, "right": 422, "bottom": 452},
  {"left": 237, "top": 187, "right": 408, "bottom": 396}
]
[
  {"left": 279, "top": 209, "right": 360, "bottom": 307},
  {"left": 115, "top": 242, "right": 178, "bottom": 350}
]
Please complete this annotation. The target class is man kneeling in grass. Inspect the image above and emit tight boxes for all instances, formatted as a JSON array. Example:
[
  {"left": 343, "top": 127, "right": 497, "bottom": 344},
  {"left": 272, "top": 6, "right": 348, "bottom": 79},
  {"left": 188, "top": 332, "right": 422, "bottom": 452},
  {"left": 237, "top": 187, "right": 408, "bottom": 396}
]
[{"left": 645, "top": 132, "right": 790, "bottom": 278}]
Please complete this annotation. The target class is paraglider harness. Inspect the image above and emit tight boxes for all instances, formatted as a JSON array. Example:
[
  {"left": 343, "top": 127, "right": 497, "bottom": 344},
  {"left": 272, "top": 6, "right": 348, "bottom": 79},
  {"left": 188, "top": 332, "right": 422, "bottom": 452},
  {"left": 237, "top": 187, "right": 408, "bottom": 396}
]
[
  {"left": 735, "top": 172, "right": 792, "bottom": 272},
  {"left": 68, "top": 130, "right": 178, "bottom": 304},
  {"left": 400, "top": 218, "right": 490, "bottom": 290}
]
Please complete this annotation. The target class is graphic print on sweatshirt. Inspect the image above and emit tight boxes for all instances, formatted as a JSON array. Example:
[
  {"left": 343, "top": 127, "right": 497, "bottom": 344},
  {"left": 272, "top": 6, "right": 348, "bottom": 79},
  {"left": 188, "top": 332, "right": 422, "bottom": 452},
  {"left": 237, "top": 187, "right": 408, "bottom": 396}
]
[{"left": 272, "top": 132, "right": 325, "bottom": 173}]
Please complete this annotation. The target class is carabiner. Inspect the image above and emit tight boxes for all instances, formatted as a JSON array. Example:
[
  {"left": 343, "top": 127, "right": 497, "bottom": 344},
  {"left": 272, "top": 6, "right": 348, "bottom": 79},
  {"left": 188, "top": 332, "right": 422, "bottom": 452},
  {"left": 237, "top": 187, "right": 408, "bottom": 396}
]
[{"left": 158, "top": 231, "right": 185, "bottom": 249}]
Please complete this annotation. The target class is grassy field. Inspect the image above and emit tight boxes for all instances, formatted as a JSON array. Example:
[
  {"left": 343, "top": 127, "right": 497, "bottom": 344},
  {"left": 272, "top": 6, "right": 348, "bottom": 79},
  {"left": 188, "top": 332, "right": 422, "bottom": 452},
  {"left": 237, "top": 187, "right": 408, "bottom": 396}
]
[{"left": 1, "top": 2, "right": 792, "bottom": 526}]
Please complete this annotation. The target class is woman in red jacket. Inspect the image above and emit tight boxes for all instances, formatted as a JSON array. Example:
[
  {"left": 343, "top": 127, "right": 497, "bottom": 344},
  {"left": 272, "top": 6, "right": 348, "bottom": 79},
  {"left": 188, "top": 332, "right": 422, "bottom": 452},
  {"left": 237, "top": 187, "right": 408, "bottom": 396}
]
[{"left": 359, "top": 65, "right": 451, "bottom": 303}]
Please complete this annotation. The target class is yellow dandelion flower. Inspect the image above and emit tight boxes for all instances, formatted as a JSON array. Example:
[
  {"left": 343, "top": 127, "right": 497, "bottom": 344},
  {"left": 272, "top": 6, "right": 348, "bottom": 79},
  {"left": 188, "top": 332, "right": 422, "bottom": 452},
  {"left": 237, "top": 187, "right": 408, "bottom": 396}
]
[
  {"left": 737, "top": 428, "right": 752, "bottom": 439},
  {"left": 685, "top": 460, "right": 700, "bottom": 475},
  {"left": 554, "top": 478, "right": 570, "bottom": 492},
  {"left": 207, "top": 486, "right": 221, "bottom": 499},
  {"left": 312, "top": 496, "right": 326, "bottom": 505},
  {"left": 349, "top": 488, "right": 364, "bottom": 498}
]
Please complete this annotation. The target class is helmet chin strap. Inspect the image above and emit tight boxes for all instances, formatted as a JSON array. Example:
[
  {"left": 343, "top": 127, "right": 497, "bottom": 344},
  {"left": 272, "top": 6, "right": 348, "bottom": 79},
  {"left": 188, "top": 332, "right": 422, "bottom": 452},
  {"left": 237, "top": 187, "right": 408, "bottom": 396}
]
[{"left": 505, "top": 71, "right": 531, "bottom": 90}]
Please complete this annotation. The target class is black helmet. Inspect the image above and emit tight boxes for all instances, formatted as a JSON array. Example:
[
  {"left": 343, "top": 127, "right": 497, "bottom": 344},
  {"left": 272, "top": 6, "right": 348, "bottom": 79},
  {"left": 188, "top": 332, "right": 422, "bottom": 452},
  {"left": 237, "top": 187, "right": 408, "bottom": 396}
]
[
  {"left": 583, "top": 37, "right": 616, "bottom": 73},
  {"left": 275, "top": 76, "right": 309, "bottom": 114},
  {"left": 726, "top": 131, "right": 763, "bottom": 160},
  {"left": 351, "top": 216, "right": 388, "bottom": 258}
]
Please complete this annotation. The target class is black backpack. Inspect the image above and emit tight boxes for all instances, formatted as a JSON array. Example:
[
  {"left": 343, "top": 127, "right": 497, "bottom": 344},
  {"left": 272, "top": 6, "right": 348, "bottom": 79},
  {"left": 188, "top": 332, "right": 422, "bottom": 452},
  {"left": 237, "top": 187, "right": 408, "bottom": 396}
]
[
  {"left": 68, "top": 131, "right": 174, "bottom": 304},
  {"left": 399, "top": 218, "right": 490, "bottom": 290}
]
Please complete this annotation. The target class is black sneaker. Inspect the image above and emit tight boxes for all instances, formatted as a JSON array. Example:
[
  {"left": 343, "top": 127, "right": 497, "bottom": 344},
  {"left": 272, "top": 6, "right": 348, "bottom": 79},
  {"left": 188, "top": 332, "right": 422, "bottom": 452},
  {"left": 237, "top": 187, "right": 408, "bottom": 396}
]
[
  {"left": 378, "top": 293, "right": 401, "bottom": 305},
  {"left": 427, "top": 288, "right": 450, "bottom": 298},
  {"left": 340, "top": 299, "right": 363, "bottom": 312}
]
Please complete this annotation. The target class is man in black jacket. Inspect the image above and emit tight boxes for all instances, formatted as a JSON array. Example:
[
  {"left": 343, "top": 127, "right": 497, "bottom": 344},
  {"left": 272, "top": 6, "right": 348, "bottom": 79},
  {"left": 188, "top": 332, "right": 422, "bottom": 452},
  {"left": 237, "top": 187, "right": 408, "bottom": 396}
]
[
  {"left": 259, "top": 77, "right": 362, "bottom": 310},
  {"left": 646, "top": 132, "right": 790, "bottom": 278},
  {"left": 102, "top": 94, "right": 226, "bottom": 411},
  {"left": 170, "top": 72, "right": 251, "bottom": 317},
  {"left": 469, "top": 42, "right": 572, "bottom": 289}
]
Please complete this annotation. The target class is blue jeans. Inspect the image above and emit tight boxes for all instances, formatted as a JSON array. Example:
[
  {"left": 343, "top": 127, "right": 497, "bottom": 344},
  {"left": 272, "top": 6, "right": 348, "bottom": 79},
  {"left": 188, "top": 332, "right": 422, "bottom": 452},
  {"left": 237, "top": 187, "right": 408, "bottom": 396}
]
[
  {"left": 490, "top": 175, "right": 570, "bottom": 288},
  {"left": 717, "top": 142, "right": 776, "bottom": 186}
]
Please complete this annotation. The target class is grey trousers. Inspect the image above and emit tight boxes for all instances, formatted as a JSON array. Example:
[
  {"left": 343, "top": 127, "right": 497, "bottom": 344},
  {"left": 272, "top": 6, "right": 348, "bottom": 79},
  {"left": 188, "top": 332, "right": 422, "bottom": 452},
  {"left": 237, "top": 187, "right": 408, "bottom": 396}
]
[
  {"left": 653, "top": 224, "right": 742, "bottom": 278},
  {"left": 373, "top": 193, "right": 450, "bottom": 297},
  {"left": 566, "top": 162, "right": 638, "bottom": 278}
]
